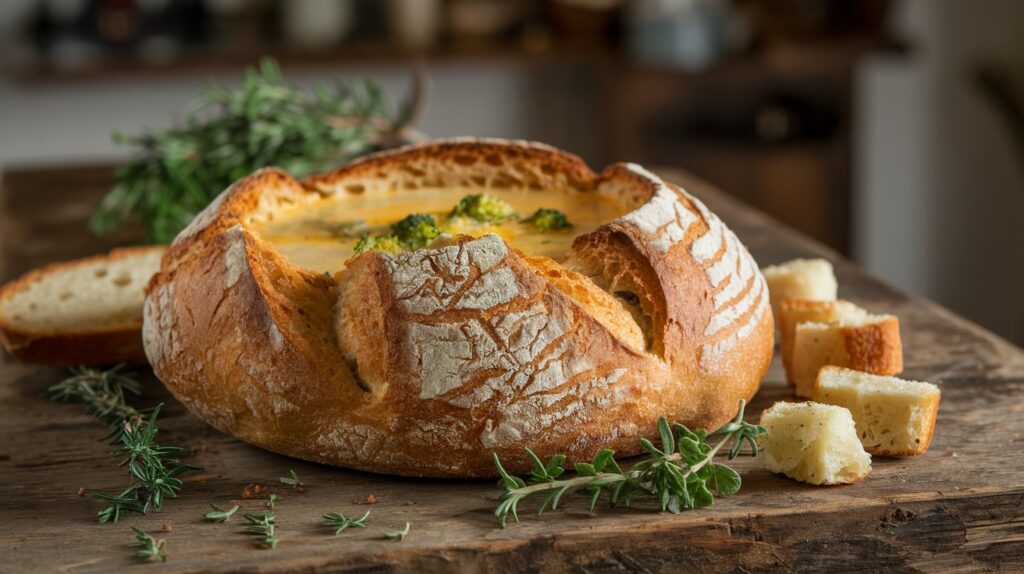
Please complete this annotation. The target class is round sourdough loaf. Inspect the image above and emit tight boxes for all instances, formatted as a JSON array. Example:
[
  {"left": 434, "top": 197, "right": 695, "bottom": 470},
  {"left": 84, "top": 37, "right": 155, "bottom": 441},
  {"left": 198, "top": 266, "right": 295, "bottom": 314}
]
[{"left": 143, "top": 139, "right": 773, "bottom": 477}]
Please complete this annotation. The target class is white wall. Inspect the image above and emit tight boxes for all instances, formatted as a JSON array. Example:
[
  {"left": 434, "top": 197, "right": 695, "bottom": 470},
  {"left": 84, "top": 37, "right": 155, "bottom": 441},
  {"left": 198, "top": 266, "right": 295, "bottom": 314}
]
[
  {"left": 0, "top": 61, "right": 540, "bottom": 169},
  {"left": 855, "top": 0, "right": 1024, "bottom": 344}
]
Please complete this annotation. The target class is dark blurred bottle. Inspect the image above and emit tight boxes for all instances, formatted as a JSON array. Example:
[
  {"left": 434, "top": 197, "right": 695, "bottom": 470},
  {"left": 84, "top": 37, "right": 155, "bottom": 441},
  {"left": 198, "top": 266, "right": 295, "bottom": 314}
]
[{"left": 27, "top": 0, "right": 101, "bottom": 70}]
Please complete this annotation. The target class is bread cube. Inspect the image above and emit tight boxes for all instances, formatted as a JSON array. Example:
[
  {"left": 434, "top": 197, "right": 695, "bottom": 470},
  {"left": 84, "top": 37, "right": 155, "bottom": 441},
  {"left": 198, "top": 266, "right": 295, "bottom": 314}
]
[
  {"left": 778, "top": 299, "right": 867, "bottom": 384},
  {"left": 814, "top": 367, "right": 940, "bottom": 456},
  {"left": 760, "top": 401, "right": 872, "bottom": 485},
  {"left": 762, "top": 258, "right": 838, "bottom": 324},
  {"left": 791, "top": 314, "right": 903, "bottom": 398}
]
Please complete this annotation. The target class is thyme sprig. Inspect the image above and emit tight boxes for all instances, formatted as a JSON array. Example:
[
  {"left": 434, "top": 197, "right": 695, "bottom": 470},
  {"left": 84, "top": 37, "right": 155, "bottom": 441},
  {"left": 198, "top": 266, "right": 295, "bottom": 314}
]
[
  {"left": 93, "top": 405, "right": 201, "bottom": 523},
  {"left": 43, "top": 364, "right": 144, "bottom": 436},
  {"left": 129, "top": 527, "right": 167, "bottom": 562},
  {"left": 91, "top": 58, "right": 422, "bottom": 243},
  {"left": 242, "top": 512, "right": 278, "bottom": 549},
  {"left": 204, "top": 504, "right": 239, "bottom": 523},
  {"left": 322, "top": 511, "right": 370, "bottom": 535},
  {"left": 493, "top": 400, "right": 765, "bottom": 527}
]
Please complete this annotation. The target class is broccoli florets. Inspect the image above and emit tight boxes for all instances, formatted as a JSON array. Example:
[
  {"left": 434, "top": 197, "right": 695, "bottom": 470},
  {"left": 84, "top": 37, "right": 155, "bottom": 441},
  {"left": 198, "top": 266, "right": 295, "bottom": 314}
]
[
  {"left": 450, "top": 194, "right": 517, "bottom": 223},
  {"left": 523, "top": 208, "right": 571, "bottom": 231},
  {"left": 351, "top": 213, "right": 443, "bottom": 256},
  {"left": 353, "top": 234, "right": 404, "bottom": 255},
  {"left": 390, "top": 214, "right": 442, "bottom": 249}
]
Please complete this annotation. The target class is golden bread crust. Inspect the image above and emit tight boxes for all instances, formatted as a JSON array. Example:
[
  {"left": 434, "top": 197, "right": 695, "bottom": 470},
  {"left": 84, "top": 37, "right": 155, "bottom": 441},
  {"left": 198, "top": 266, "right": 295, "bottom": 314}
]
[
  {"left": 144, "top": 139, "right": 774, "bottom": 477},
  {"left": 841, "top": 317, "right": 904, "bottom": 375}
]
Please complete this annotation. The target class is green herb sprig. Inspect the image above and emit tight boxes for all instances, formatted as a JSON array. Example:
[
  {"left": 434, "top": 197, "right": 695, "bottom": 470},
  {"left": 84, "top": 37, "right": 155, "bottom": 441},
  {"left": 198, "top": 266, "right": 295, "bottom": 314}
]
[
  {"left": 92, "top": 58, "right": 422, "bottom": 243},
  {"left": 242, "top": 512, "right": 279, "bottom": 549},
  {"left": 204, "top": 504, "right": 239, "bottom": 523},
  {"left": 43, "top": 364, "right": 144, "bottom": 436},
  {"left": 493, "top": 400, "right": 765, "bottom": 527},
  {"left": 129, "top": 527, "right": 167, "bottom": 562},
  {"left": 383, "top": 523, "right": 411, "bottom": 542},
  {"left": 279, "top": 469, "right": 303, "bottom": 490},
  {"left": 322, "top": 511, "right": 370, "bottom": 535},
  {"left": 93, "top": 405, "right": 201, "bottom": 523}
]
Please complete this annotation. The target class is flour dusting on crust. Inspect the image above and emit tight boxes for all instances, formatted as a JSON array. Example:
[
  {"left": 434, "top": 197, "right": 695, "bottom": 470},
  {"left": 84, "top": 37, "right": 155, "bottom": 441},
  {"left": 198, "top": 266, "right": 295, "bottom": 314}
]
[
  {"left": 382, "top": 235, "right": 513, "bottom": 315},
  {"left": 615, "top": 164, "right": 767, "bottom": 366}
]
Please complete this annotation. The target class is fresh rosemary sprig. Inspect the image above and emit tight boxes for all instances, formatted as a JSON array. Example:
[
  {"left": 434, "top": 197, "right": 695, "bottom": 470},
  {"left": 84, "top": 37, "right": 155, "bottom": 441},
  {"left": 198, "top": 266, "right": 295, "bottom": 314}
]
[
  {"left": 242, "top": 512, "right": 278, "bottom": 549},
  {"left": 43, "top": 364, "right": 144, "bottom": 435},
  {"left": 91, "top": 58, "right": 421, "bottom": 244},
  {"left": 383, "top": 523, "right": 411, "bottom": 542},
  {"left": 204, "top": 504, "right": 239, "bottom": 523},
  {"left": 493, "top": 400, "right": 765, "bottom": 527},
  {"left": 322, "top": 511, "right": 370, "bottom": 535},
  {"left": 93, "top": 405, "right": 201, "bottom": 524},
  {"left": 279, "top": 469, "right": 303, "bottom": 489},
  {"left": 130, "top": 527, "right": 167, "bottom": 562},
  {"left": 267, "top": 493, "right": 278, "bottom": 509},
  {"left": 45, "top": 366, "right": 200, "bottom": 523}
]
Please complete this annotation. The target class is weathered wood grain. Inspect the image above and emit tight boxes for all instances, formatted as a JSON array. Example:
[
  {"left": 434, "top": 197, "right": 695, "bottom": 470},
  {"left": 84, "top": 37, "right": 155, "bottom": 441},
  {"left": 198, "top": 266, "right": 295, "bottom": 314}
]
[{"left": 1, "top": 168, "right": 1022, "bottom": 573}]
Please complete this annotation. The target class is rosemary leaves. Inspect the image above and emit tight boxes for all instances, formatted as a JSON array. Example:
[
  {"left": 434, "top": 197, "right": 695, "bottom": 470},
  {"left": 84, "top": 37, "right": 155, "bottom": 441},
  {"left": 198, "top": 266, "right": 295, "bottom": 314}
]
[
  {"left": 322, "top": 511, "right": 370, "bottom": 535},
  {"left": 43, "top": 364, "right": 144, "bottom": 434},
  {"left": 383, "top": 523, "right": 411, "bottom": 542},
  {"left": 204, "top": 504, "right": 240, "bottom": 523},
  {"left": 493, "top": 400, "right": 766, "bottom": 527},
  {"left": 242, "top": 512, "right": 279, "bottom": 549},
  {"left": 91, "top": 58, "right": 419, "bottom": 243},
  {"left": 130, "top": 527, "right": 167, "bottom": 562},
  {"left": 93, "top": 405, "right": 201, "bottom": 523},
  {"left": 45, "top": 366, "right": 201, "bottom": 523}
]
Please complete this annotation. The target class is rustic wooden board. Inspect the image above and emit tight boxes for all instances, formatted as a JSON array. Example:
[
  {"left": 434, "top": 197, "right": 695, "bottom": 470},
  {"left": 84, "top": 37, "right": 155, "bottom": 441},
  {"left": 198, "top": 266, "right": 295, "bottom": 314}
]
[{"left": 1, "top": 169, "right": 1023, "bottom": 573}]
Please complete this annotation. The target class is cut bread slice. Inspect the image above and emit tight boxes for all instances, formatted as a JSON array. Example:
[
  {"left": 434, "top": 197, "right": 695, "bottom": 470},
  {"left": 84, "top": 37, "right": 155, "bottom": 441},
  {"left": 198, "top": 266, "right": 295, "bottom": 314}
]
[
  {"left": 778, "top": 299, "right": 867, "bottom": 385},
  {"left": 814, "top": 367, "right": 940, "bottom": 457},
  {"left": 791, "top": 313, "right": 903, "bottom": 398},
  {"left": 762, "top": 258, "right": 837, "bottom": 324},
  {"left": 760, "top": 401, "right": 871, "bottom": 485},
  {"left": 0, "top": 246, "right": 166, "bottom": 366}
]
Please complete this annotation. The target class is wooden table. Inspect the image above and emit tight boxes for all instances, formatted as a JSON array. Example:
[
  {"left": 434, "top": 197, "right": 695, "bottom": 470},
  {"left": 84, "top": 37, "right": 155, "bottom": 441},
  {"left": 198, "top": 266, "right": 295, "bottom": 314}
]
[{"left": 1, "top": 167, "right": 1023, "bottom": 573}]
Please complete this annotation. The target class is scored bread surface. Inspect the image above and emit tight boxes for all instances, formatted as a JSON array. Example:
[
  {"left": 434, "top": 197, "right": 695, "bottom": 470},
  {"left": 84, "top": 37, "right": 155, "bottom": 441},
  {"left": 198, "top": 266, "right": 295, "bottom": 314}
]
[{"left": 144, "top": 139, "right": 774, "bottom": 477}]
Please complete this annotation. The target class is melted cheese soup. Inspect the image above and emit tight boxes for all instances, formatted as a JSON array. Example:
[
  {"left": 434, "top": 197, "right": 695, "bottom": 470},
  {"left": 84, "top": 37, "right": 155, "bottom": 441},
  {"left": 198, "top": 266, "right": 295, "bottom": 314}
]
[{"left": 252, "top": 187, "right": 628, "bottom": 274}]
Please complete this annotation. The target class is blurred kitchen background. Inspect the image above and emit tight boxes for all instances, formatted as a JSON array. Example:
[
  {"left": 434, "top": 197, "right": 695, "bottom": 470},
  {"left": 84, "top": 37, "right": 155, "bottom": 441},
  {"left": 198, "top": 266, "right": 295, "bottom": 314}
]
[{"left": 0, "top": 0, "right": 1022, "bottom": 345}]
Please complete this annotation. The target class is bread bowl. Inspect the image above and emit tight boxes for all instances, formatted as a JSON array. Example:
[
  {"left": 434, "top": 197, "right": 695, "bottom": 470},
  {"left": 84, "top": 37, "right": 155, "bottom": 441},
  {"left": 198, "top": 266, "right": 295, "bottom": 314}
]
[{"left": 143, "top": 138, "right": 774, "bottom": 477}]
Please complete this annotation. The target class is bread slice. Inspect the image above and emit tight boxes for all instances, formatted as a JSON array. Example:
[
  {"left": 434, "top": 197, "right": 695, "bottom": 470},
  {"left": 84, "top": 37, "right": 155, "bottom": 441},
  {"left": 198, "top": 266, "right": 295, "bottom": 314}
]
[
  {"left": 762, "top": 258, "right": 837, "bottom": 324},
  {"left": 814, "top": 367, "right": 940, "bottom": 456},
  {"left": 791, "top": 313, "right": 902, "bottom": 398},
  {"left": 760, "top": 401, "right": 872, "bottom": 485},
  {"left": 0, "top": 246, "right": 166, "bottom": 366},
  {"left": 778, "top": 299, "right": 867, "bottom": 385}
]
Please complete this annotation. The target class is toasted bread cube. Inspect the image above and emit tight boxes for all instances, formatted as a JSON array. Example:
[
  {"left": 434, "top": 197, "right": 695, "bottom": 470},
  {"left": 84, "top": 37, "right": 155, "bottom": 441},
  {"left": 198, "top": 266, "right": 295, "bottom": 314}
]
[
  {"left": 760, "top": 401, "right": 871, "bottom": 485},
  {"left": 814, "top": 367, "right": 940, "bottom": 456},
  {"left": 790, "top": 314, "right": 903, "bottom": 398},
  {"left": 762, "top": 258, "right": 838, "bottom": 324},
  {"left": 778, "top": 299, "right": 867, "bottom": 384}
]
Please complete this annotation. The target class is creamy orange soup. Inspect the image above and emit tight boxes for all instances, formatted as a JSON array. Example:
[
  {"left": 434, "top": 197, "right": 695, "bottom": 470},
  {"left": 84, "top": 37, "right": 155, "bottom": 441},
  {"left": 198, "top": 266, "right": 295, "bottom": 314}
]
[{"left": 253, "top": 187, "right": 628, "bottom": 274}]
